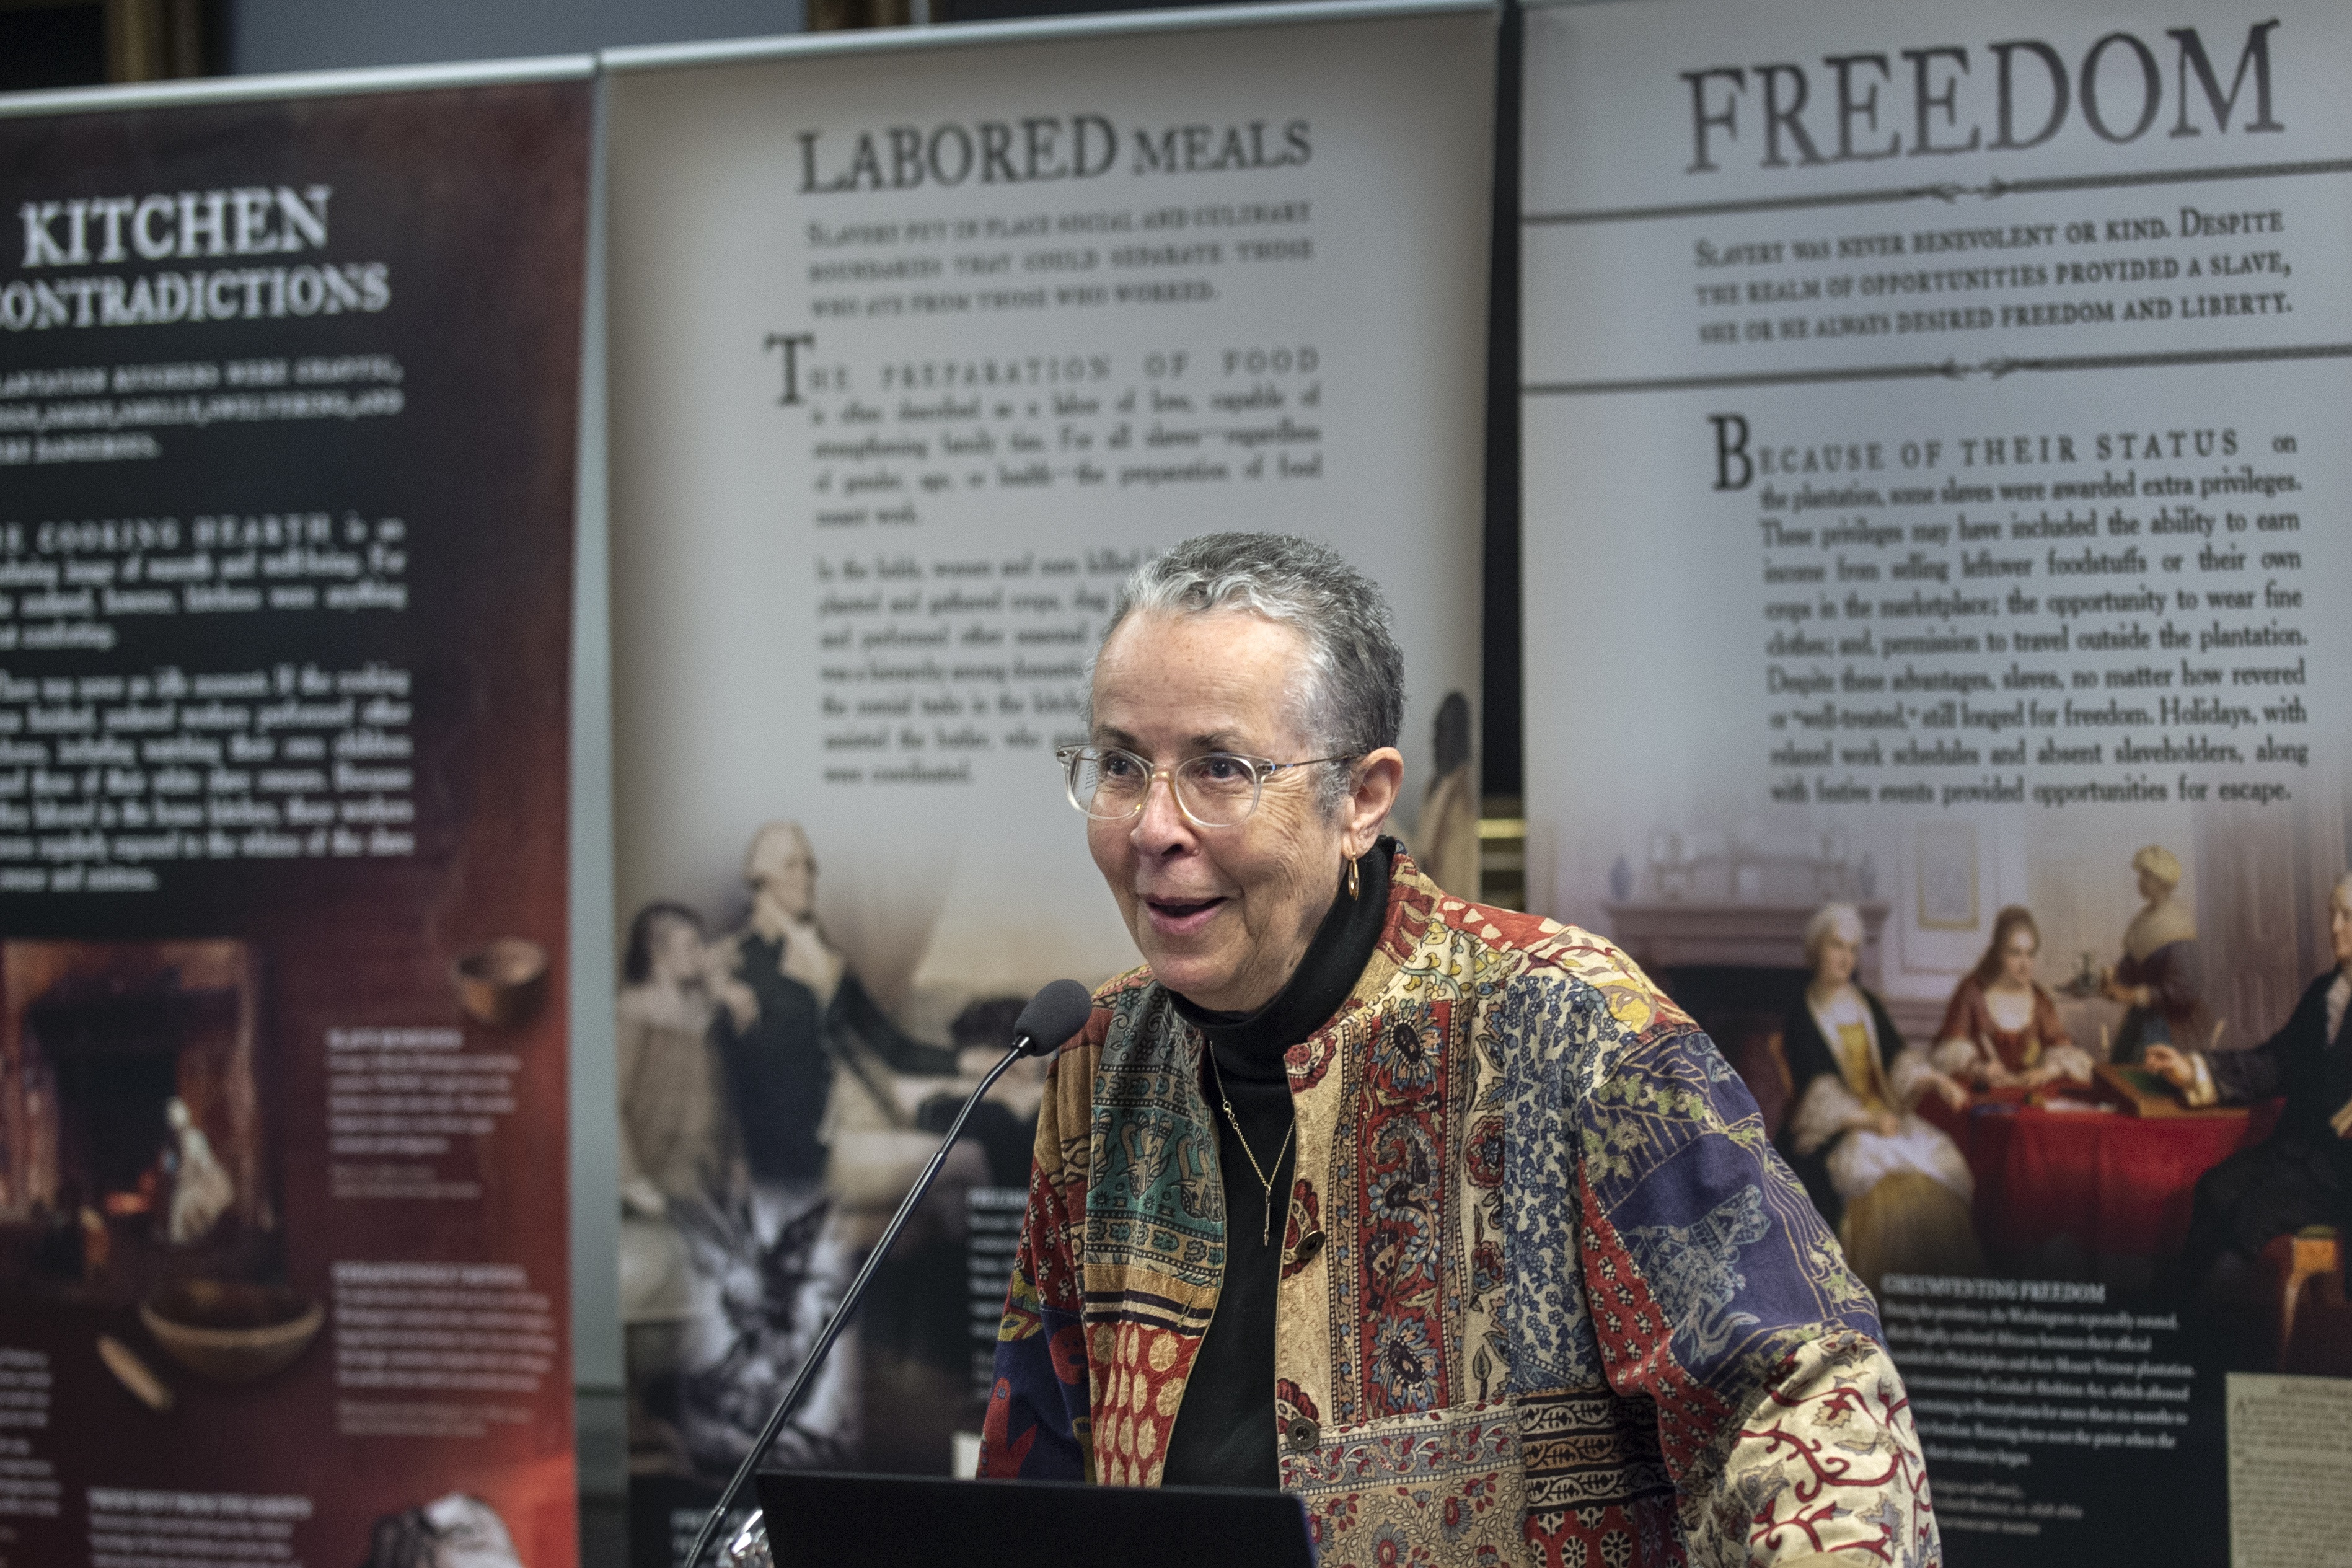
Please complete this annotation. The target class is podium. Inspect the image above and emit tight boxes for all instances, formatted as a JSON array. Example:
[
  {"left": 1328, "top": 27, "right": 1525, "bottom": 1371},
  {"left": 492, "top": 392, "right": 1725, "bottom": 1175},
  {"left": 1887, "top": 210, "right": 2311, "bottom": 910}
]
[{"left": 752, "top": 1472, "right": 1318, "bottom": 1567}]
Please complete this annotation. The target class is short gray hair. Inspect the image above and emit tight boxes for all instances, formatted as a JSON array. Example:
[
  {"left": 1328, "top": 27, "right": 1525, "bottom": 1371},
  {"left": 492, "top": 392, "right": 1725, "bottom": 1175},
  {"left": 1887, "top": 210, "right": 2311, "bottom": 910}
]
[
  {"left": 1804, "top": 902, "right": 1864, "bottom": 966},
  {"left": 1094, "top": 532, "right": 1404, "bottom": 806}
]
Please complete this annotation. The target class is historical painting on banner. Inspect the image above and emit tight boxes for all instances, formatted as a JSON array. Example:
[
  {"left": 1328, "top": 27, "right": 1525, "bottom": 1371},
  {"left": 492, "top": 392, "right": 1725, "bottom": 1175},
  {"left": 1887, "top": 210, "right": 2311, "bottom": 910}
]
[
  {"left": 0, "top": 74, "right": 589, "bottom": 1566},
  {"left": 603, "top": 5, "right": 1496, "bottom": 1556},
  {"left": 1521, "top": 1, "right": 2351, "bottom": 1561}
]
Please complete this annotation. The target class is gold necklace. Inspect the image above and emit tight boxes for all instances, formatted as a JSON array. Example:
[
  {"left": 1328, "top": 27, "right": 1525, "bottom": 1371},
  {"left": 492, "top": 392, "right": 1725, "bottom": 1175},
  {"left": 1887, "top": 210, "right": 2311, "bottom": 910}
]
[{"left": 1205, "top": 1044, "right": 1294, "bottom": 1246}]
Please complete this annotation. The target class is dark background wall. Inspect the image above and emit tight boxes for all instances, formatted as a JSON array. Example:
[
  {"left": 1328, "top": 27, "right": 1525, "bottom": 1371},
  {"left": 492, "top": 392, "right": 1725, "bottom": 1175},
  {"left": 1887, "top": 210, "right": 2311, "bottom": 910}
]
[
  {"left": 222, "top": 0, "right": 808, "bottom": 73},
  {"left": 0, "top": 2, "right": 107, "bottom": 91}
]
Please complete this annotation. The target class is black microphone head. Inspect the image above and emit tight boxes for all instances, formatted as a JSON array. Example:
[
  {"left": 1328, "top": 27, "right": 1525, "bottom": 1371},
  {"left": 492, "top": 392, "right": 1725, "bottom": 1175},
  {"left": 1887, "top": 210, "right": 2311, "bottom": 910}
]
[{"left": 1012, "top": 979, "right": 1093, "bottom": 1057}]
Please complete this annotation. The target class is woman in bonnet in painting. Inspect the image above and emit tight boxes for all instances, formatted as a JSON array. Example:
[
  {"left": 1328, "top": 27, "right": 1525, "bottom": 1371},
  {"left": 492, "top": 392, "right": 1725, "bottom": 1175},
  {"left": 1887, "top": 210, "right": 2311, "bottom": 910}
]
[{"left": 2103, "top": 843, "right": 2205, "bottom": 1063}]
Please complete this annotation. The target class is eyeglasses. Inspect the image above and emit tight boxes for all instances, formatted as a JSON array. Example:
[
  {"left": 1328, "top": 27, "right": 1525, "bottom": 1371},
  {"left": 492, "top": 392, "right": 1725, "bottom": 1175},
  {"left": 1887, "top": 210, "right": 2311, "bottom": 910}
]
[{"left": 1056, "top": 744, "right": 1355, "bottom": 829}]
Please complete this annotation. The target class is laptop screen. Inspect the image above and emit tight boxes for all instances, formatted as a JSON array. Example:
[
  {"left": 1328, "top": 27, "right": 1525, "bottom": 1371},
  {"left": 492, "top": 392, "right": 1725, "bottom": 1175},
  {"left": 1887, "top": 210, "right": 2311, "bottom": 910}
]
[{"left": 753, "top": 1471, "right": 1317, "bottom": 1568}]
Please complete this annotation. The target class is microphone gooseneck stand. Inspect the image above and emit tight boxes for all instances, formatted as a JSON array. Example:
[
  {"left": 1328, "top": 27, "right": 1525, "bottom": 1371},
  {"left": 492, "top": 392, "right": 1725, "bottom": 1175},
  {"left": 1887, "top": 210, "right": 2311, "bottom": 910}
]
[{"left": 682, "top": 978, "right": 1091, "bottom": 1568}]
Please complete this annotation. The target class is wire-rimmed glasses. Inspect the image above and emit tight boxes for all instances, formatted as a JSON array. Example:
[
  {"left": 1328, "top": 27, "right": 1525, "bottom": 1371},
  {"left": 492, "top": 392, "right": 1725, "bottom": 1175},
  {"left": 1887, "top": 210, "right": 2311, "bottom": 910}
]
[{"left": 1056, "top": 744, "right": 1355, "bottom": 829}]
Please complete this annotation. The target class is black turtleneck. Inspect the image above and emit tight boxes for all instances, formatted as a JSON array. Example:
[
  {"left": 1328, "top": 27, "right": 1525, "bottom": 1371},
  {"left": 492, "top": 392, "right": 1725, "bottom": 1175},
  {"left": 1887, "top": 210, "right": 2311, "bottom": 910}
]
[{"left": 1158, "top": 839, "right": 1393, "bottom": 1488}]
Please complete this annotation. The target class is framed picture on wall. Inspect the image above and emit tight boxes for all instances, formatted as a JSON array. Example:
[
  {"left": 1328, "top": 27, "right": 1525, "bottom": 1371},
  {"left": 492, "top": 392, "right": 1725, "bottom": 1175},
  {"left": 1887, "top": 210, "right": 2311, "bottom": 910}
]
[{"left": 1916, "top": 823, "right": 1979, "bottom": 932}]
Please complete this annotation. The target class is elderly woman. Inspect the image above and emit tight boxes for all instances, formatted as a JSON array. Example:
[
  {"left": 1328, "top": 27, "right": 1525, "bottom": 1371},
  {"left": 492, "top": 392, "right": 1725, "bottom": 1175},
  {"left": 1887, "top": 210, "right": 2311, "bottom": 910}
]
[
  {"left": 979, "top": 535, "right": 1932, "bottom": 1568},
  {"left": 1933, "top": 905, "right": 2092, "bottom": 1091},
  {"left": 1779, "top": 905, "right": 1977, "bottom": 1290},
  {"left": 2103, "top": 844, "right": 2205, "bottom": 1063}
]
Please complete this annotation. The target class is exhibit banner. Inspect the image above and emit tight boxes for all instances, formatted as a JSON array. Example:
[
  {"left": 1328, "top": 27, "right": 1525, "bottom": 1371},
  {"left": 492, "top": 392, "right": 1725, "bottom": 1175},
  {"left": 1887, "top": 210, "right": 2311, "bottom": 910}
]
[
  {"left": 1520, "top": 0, "right": 2349, "bottom": 1561},
  {"left": 0, "top": 66, "right": 589, "bottom": 1568},
  {"left": 602, "top": 2, "right": 1495, "bottom": 1556}
]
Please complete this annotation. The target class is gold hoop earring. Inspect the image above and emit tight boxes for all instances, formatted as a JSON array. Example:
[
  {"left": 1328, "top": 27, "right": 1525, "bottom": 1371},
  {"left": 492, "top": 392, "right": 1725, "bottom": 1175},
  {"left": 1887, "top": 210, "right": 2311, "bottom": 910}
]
[{"left": 1346, "top": 855, "right": 1362, "bottom": 901}]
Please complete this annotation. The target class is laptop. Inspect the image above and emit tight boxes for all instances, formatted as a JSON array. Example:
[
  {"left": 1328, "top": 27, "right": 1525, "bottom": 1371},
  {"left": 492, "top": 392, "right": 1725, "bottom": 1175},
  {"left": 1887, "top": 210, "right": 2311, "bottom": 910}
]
[{"left": 753, "top": 1471, "right": 1318, "bottom": 1567}]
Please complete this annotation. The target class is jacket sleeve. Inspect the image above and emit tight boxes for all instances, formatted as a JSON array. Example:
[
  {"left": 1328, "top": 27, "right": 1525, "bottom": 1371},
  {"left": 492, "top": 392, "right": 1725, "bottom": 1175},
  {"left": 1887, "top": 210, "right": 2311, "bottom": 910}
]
[
  {"left": 1565, "top": 990, "right": 1936, "bottom": 1566},
  {"left": 830, "top": 972, "right": 961, "bottom": 1076},
  {"left": 2203, "top": 977, "right": 2321, "bottom": 1105},
  {"left": 977, "top": 1031, "right": 1095, "bottom": 1481},
  {"left": 2206, "top": 1039, "right": 2285, "bottom": 1104},
  {"left": 1716, "top": 1333, "right": 1937, "bottom": 1567}
]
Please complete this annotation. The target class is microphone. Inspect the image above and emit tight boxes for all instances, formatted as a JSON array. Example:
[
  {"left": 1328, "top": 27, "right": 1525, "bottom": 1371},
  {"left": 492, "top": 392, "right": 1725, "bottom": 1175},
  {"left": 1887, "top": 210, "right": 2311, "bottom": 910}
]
[
  {"left": 685, "top": 978, "right": 1095, "bottom": 1568},
  {"left": 1008, "top": 978, "right": 1093, "bottom": 1058}
]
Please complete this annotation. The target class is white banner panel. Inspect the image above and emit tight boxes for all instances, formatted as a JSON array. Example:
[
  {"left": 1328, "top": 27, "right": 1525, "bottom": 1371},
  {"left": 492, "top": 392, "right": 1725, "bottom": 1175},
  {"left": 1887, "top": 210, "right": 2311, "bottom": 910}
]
[
  {"left": 1523, "top": 2, "right": 2350, "bottom": 1564},
  {"left": 604, "top": 1, "right": 1494, "bottom": 1515},
  {"left": 610, "top": 1, "right": 1494, "bottom": 1000}
]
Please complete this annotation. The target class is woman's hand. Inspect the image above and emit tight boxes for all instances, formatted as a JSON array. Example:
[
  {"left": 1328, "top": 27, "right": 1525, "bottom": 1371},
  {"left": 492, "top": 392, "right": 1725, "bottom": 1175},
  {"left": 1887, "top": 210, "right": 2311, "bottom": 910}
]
[
  {"left": 1848, "top": 1109, "right": 1903, "bottom": 1137},
  {"left": 2143, "top": 1044, "right": 2196, "bottom": 1091},
  {"left": 1932, "top": 1073, "right": 1970, "bottom": 1111}
]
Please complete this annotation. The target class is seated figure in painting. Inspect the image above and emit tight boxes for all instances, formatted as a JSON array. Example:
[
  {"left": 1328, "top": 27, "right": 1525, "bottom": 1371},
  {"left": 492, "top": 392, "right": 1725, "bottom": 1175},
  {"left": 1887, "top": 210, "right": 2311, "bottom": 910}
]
[
  {"left": 1934, "top": 905, "right": 2094, "bottom": 1091},
  {"left": 2148, "top": 872, "right": 2352, "bottom": 1303},
  {"left": 1777, "top": 903, "right": 1979, "bottom": 1288},
  {"left": 2103, "top": 843, "right": 2206, "bottom": 1064}
]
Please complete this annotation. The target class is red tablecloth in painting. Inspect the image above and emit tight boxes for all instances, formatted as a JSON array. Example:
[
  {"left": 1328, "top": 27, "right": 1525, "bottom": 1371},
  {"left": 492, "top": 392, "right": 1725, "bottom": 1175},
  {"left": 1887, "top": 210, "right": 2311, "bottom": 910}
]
[{"left": 1919, "top": 1092, "right": 2282, "bottom": 1262}]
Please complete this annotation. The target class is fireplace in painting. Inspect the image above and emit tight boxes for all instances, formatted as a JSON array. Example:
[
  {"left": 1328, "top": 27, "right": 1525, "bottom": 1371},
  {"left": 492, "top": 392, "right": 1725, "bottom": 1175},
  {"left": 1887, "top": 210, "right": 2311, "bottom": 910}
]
[
  {"left": 0, "top": 941, "right": 271, "bottom": 1299},
  {"left": 1603, "top": 901, "right": 1890, "bottom": 1137}
]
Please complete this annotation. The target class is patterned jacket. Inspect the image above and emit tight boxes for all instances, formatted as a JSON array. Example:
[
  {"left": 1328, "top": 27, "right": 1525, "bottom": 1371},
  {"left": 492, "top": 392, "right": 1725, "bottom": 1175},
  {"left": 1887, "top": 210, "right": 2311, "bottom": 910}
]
[{"left": 979, "top": 855, "right": 1937, "bottom": 1567}]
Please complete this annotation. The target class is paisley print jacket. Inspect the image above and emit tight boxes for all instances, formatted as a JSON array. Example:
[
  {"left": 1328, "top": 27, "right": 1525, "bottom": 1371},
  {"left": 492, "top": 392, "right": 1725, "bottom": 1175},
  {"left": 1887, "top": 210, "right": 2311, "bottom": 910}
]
[{"left": 979, "top": 853, "right": 1938, "bottom": 1568}]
